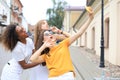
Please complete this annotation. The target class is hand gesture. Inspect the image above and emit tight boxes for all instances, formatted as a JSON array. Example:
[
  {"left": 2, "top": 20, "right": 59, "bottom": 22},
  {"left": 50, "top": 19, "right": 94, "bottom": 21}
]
[
  {"left": 85, "top": 6, "right": 94, "bottom": 19},
  {"left": 50, "top": 26, "right": 62, "bottom": 34},
  {"left": 43, "top": 39, "right": 53, "bottom": 48}
]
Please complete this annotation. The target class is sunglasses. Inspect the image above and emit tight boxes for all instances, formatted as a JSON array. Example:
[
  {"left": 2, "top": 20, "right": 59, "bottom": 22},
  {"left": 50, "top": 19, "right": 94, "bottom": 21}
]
[{"left": 44, "top": 30, "right": 55, "bottom": 36}]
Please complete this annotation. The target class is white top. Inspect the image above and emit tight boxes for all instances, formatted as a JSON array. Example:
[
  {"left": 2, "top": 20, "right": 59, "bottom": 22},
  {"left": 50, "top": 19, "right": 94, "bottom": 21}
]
[{"left": 9, "top": 38, "right": 34, "bottom": 74}]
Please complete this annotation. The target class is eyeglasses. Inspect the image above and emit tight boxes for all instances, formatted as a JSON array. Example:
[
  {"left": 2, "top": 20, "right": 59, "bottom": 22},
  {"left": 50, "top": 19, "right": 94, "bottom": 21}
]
[{"left": 44, "top": 30, "right": 55, "bottom": 36}]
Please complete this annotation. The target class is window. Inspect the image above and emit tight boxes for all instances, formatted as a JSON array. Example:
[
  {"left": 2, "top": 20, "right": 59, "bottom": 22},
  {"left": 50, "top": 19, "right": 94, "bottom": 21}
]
[{"left": 104, "top": 18, "right": 109, "bottom": 48}]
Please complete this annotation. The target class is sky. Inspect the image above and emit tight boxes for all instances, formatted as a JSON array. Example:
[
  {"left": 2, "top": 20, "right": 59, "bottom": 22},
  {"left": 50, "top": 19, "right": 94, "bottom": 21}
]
[{"left": 20, "top": 0, "right": 86, "bottom": 25}]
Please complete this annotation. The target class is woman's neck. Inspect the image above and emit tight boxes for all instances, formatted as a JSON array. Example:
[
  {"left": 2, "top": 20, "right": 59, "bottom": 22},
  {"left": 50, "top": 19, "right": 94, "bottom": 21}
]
[{"left": 20, "top": 38, "right": 26, "bottom": 44}]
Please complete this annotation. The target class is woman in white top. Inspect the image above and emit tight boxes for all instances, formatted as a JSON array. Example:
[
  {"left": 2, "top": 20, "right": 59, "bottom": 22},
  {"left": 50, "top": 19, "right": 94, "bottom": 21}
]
[
  {"left": 0, "top": 24, "right": 40, "bottom": 80},
  {"left": 29, "top": 20, "right": 49, "bottom": 80}
]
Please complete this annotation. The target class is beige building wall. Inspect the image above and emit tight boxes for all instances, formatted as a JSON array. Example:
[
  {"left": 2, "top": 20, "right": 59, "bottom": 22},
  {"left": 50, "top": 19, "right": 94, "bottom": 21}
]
[
  {"left": 63, "top": 10, "right": 82, "bottom": 46},
  {"left": 63, "top": 0, "right": 120, "bottom": 66},
  {"left": 108, "top": 0, "right": 120, "bottom": 65},
  {"left": 63, "top": 11, "right": 81, "bottom": 32},
  {"left": 117, "top": 1, "right": 120, "bottom": 65}
]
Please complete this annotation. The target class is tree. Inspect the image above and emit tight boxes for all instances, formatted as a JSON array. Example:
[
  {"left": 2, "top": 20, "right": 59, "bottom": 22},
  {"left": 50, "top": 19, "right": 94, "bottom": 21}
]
[{"left": 46, "top": 0, "right": 67, "bottom": 29}]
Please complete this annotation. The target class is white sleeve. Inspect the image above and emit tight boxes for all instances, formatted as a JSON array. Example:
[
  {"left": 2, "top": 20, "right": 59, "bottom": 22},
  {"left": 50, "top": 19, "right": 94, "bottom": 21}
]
[
  {"left": 31, "top": 39, "right": 35, "bottom": 50},
  {"left": 27, "top": 37, "right": 35, "bottom": 49},
  {"left": 12, "top": 46, "right": 25, "bottom": 61}
]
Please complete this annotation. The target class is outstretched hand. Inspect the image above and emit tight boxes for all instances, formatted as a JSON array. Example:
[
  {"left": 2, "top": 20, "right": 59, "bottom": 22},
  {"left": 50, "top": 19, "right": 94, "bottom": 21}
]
[
  {"left": 86, "top": 6, "right": 93, "bottom": 13},
  {"left": 85, "top": 6, "right": 94, "bottom": 19}
]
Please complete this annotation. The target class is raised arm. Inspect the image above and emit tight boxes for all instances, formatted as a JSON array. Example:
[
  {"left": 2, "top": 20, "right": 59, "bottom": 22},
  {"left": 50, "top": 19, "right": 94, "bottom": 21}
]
[
  {"left": 69, "top": 7, "right": 94, "bottom": 45},
  {"left": 30, "top": 44, "right": 46, "bottom": 63},
  {"left": 30, "top": 39, "right": 52, "bottom": 63},
  {"left": 50, "top": 26, "right": 70, "bottom": 40}
]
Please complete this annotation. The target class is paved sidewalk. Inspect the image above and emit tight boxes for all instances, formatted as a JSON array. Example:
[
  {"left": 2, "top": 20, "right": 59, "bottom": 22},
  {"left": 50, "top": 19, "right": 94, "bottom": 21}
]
[
  {"left": 69, "top": 46, "right": 120, "bottom": 80},
  {"left": 69, "top": 46, "right": 102, "bottom": 80}
]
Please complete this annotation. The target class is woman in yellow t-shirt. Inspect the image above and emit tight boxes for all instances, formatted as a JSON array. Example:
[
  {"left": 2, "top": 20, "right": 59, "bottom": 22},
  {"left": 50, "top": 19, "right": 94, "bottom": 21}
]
[
  {"left": 30, "top": 7, "right": 94, "bottom": 80},
  {"left": 29, "top": 19, "right": 70, "bottom": 80}
]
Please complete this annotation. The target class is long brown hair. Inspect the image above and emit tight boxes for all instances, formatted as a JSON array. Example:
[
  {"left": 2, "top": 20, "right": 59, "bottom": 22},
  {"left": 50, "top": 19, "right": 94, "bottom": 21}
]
[
  {"left": 39, "top": 30, "right": 50, "bottom": 54},
  {"left": 34, "top": 20, "right": 46, "bottom": 50},
  {"left": 1, "top": 24, "right": 19, "bottom": 51},
  {"left": 36, "top": 30, "right": 50, "bottom": 66}
]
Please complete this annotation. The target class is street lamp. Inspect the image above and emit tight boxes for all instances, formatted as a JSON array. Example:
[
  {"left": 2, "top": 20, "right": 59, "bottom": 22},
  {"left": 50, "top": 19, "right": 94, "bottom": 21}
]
[{"left": 99, "top": 0, "right": 105, "bottom": 67}]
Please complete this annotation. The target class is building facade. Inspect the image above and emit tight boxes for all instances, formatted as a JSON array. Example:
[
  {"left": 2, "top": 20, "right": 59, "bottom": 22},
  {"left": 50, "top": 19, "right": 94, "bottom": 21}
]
[
  {"left": 0, "top": 0, "right": 28, "bottom": 38},
  {"left": 63, "top": 0, "right": 120, "bottom": 66},
  {"left": 0, "top": 0, "right": 10, "bottom": 35},
  {"left": 10, "top": 0, "right": 23, "bottom": 25}
]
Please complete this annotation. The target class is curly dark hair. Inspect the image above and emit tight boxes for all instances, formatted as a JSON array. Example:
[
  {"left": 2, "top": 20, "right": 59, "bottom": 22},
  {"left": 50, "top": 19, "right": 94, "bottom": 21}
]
[{"left": 1, "top": 24, "right": 19, "bottom": 51}]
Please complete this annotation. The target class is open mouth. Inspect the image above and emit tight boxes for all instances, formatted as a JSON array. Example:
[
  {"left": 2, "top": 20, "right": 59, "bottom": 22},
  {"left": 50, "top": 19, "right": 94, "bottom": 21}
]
[{"left": 50, "top": 36, "right": 53, "bottom": 39}]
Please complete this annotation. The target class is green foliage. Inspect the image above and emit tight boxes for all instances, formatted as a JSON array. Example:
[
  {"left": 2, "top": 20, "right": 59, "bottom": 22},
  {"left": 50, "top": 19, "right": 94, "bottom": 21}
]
[{"left": 46, "top": 0, "right": 67, "bottom": 29}]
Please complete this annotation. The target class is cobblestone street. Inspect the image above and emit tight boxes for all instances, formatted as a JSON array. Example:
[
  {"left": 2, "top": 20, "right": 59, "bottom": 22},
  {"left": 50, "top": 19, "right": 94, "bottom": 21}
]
[{"left": 80, "top": 47, "right": 120, "bottom": 78}]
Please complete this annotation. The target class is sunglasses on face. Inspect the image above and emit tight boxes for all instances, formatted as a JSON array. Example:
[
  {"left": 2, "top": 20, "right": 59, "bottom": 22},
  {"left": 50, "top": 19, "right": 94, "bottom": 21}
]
[{"left": 44, "top": 30, "right": 55, "bottom": 36}]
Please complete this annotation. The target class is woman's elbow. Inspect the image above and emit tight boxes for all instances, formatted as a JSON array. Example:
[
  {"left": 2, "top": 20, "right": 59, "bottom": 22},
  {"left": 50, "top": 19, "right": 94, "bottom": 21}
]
[
  {"left": 30, "top": 55, "right": 44, "bottom": 64},
  {"left": 30, "top": 58, "right": 42, "bottom": 64},
  {"left": 30, "top": 57, "right": 36, "bottom": 63},
  {"left": 22, "top": 66, "right": 28, "bottom": 69}
]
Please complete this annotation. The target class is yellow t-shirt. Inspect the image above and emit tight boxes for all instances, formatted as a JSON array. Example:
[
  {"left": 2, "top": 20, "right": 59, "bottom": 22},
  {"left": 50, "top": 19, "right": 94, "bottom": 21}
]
[{"left": 42, "top": 38, "right": 75, "bottom": 77}]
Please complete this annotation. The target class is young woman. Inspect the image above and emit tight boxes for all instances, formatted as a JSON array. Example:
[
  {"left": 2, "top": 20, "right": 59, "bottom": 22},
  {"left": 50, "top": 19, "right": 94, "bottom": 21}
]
[
  {"left": 29, "top": 20, "right": 49, "bottom": 80},
  {"left": 0, "top": 24, "right": 40, "bottom": 80},
  {"left": 29, "top": 19, "right": 70, "bottom": 80},
  {"left": 30, "top": 8, "right": 94, "bottom": 80}
]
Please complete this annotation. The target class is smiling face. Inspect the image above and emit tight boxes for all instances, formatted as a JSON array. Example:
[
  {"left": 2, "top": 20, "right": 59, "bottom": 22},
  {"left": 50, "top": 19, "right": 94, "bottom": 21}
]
[{"left": 16, "top": 26, "right": 28, "bottom": 40}]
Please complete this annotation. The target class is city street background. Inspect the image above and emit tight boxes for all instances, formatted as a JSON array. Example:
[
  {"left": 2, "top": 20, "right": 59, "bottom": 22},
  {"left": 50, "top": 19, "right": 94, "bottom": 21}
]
[{"left": 1, "top": 42, "right": 120, "bottom": 80}]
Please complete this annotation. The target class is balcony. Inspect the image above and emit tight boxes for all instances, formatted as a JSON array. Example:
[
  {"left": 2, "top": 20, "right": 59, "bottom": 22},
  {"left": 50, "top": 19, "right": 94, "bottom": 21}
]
[
  {"left": 13, "top": 6, "right": 19, "bottom": 13},
  {"left": 0, "top": 14, "right": 7, "bottom": 40},
  {"left": 18, "top": 12, "right": 23, "bottom": 18},
  {"left": 0, "top": 14, "right": 7, "bottom": 26},
  {"left": 0, "top": 14, "right": 7, "bottom": 22}
]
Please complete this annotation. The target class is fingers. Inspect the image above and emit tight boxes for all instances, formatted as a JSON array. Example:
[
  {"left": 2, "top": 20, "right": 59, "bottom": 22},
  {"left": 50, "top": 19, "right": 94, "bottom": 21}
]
[
  {"left": 85, "top": 6, "right": 93, "bottom": 14},
  {"left": 85, "top": 6, "right": 94, "bottom": 19},
  {"left": 50, "top": 27, "right": 57, "bottom": 32},
  {"left": 85, "top": 6, "right": 93, "bottom": 13},
  {"left": 43, "top": 39, "right": 52, "bottom": 47},
  {"left": 50, "top": 26, "right": 61, "bottom": 34}
]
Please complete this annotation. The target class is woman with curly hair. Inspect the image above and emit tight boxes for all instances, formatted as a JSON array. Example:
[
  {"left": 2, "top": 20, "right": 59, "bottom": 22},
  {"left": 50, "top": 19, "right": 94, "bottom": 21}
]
[{"left": 0, "top": 24, "right": 40, "bottom": 80}]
